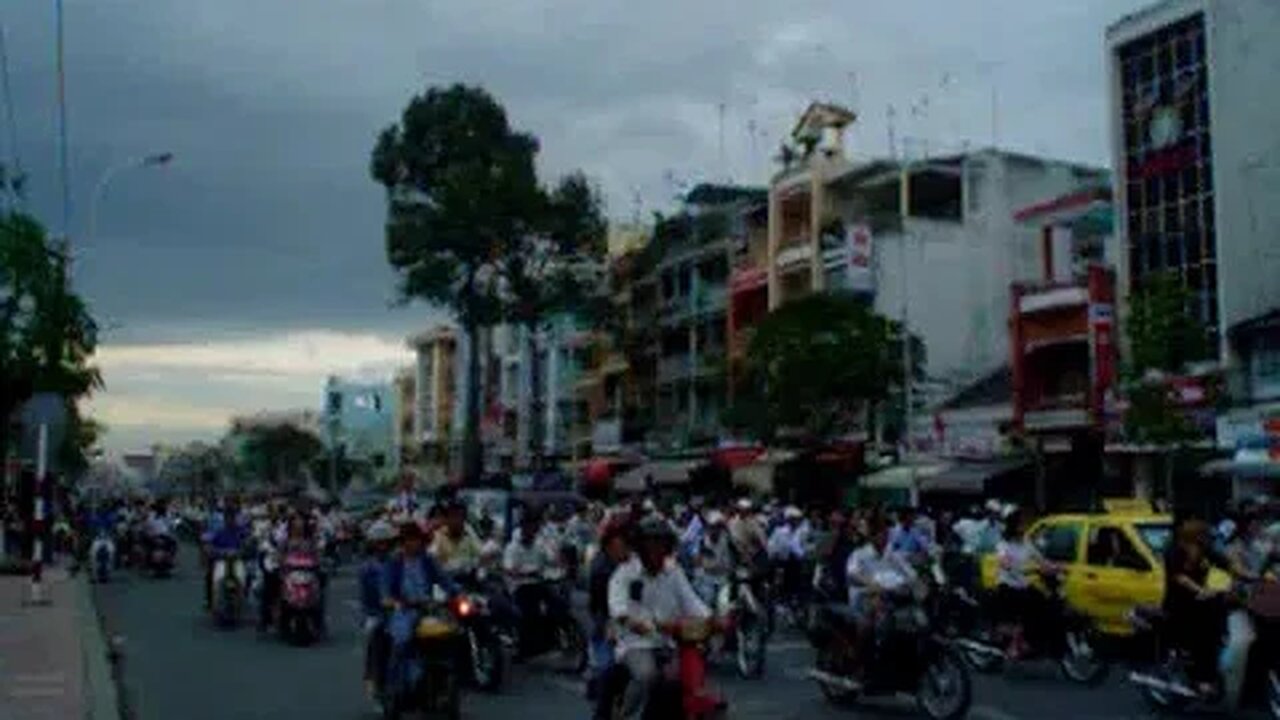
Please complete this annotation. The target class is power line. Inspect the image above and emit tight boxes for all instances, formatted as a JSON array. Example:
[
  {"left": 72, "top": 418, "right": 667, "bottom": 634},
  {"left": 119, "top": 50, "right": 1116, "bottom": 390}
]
[{"left": 0, "top": 21, "right": 24, "bottom": 206}]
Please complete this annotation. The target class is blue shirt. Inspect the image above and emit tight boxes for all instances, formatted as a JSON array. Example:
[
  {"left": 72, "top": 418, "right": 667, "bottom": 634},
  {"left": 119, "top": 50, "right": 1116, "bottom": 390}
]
[
  {"left": 359, "top": 557, "right": 389, "bottom": 617},
  {"left": 89, "top": 510, "right": 117, "bottom": 536},
  {"left": 386, "top": 551, "right": 456, "bottom": 604},
  {"left": 210, "top": 522, "right": 248, "bottom": 553},
  {"left": 888, "top": 524, "right": 928, "bottom": 557}
]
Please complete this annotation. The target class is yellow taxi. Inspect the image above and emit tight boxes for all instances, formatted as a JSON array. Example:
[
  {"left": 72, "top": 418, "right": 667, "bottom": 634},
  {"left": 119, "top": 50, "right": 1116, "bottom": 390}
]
[{"left": 979, "top": 500, "right": 1230, "bottom": 636}]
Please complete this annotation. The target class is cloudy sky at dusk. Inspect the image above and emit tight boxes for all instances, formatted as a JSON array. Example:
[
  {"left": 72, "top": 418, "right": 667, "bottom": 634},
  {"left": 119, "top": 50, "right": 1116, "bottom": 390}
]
[{"left": 1, "top": 0, "right": 1151, "bottom": 452}]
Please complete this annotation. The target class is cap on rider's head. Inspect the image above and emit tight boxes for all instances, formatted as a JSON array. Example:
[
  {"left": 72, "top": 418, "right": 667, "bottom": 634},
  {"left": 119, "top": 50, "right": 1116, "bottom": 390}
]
[
  {"left": 784, "top": 506, "right": 803, "bottom": 520},
  {"left": 706, "top": 511, "right": 726, "bottom": 526},
  {"left": 735, "top": 498, "right": 753, "bottom": 512}
]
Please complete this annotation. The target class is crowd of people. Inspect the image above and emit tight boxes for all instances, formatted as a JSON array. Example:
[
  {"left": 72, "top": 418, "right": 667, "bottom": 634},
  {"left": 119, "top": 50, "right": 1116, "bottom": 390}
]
[{"left": 35, "top": 478, "right": 1280, "bottom": 717}]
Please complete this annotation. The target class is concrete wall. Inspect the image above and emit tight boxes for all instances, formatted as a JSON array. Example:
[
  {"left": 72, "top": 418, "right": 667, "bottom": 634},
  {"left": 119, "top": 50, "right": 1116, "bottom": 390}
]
[{"left": 1206, "top": 0, "right": 1280, "bottom": 358}]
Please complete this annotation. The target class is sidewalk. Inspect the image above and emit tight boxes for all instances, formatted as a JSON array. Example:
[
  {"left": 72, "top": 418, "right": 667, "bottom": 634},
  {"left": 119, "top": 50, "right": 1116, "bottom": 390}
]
[{"left": 0, "top": 569, "right": 118, "bottom": 720}]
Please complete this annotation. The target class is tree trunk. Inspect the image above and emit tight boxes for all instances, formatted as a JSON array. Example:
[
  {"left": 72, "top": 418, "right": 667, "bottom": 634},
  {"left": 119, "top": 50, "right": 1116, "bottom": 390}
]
[
  {"left": 462, "top": 320, "right": 484, "bottom": 485},
  {"left": 526, "top": 322, "right": 544, "bottom": 469}
]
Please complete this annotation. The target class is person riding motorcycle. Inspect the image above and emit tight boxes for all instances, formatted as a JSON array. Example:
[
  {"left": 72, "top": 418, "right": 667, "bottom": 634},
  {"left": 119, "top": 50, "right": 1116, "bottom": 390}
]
[
  {"left": 588, "top": 519, "right": 632, "bottom": 718},
  {"left": 608, "top": 517, "right": 712, "bottom": 720},
  {"left": 503, "top": 512, "right": 562, "bottom": 659},
  {"left": 768, "top": 507, "right": 809, "bottom": 611},
  {"left": 87, "top": 501, "right": 118, "bottom": 580},
  {"left": 845, "top": 515, "right": 921, "bottom": 675},
  {"left": 382, "top": 520, "right": 460, "bottom": 704},
  {"left": 1165, "top": 517, "right": 1257, "bottom": 700},
  {"left": 206, "top": 502, "right": 250, "bottom": 611},
  {"left": 360, "top": 519, "right": 397, "bottom": 709},
  {"left": 992, "top": 509, "right": 1052, "bottom": 659},
  {"left": 430, "top": 500, "right": 483, "bottom": 576},
  {"left": 1165, "top": 517, "right": 1256, "bottom": 696}
]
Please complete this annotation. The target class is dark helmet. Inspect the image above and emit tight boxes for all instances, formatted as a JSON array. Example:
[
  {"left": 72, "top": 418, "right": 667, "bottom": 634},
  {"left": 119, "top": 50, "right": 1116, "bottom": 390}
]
[{"left": 635, "top": 517, "right": 675, "bottom": 549}]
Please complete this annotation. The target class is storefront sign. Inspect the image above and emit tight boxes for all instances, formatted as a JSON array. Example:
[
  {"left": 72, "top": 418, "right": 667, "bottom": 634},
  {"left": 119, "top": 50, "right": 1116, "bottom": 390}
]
[{"left": 847, "top": 224, "right": 874, "bottom": 294}]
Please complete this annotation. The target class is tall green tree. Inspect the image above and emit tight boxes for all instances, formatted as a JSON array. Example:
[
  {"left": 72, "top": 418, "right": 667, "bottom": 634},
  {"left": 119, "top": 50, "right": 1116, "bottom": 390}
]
[
  {"left": 1122, "top": 271, "right": 1214, "bottom": 502},
  {"left": 727, "top": 292, "right": 920, "bottom": 445},
  {"left": 371, "top": 84, "right": 604, "bottom": 480},
  {"left": 372, "top": 85, "right": 542, "bottom": 482},
  {"left": 240, "top": 424, "right": 325, "bottom": 487},
  {"left": 0, "top": 210, "right": 100, "bottom": 471}
]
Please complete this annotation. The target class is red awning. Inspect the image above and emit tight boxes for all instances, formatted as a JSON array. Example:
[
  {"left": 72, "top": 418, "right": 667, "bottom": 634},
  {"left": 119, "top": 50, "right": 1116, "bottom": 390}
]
[
  {"left": 711, "top": 446, "right": 765, "bottom": 471},
  {"left": 582, "top": 457, "right": 616, "bottom": 485}
]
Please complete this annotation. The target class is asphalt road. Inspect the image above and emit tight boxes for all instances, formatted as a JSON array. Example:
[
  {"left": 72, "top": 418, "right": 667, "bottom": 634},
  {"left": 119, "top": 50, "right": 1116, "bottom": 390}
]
[{"left": 93, "top": 547, "right": 1201, "bottom": 720}]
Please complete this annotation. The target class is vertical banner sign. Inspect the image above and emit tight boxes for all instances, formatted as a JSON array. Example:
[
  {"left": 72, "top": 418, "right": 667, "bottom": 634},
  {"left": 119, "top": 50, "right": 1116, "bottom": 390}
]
[
  {"left": 847, "top": 223, "right": 874, "bottom": 294},
  {"left": 1089, "top": 302, "right": 1115, "bottom": 422}
]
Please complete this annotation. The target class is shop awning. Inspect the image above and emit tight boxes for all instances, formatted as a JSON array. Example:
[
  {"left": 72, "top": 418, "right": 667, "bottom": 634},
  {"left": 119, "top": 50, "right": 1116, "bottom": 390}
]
[
  {"left": 614, "top": 459, "right": 702, "bottom": 493},
  {"left": 1201, "top": 458, "right": 1280, "bottom": 479},
  {"left": 859, "top": 463, "right": 946, "bottom": 490},
  {"left": 918, "top": 458, "right": 1031, "bottom": 495},
  {"left": 731, "top": 450, "right": 796, "bottom": 494}
]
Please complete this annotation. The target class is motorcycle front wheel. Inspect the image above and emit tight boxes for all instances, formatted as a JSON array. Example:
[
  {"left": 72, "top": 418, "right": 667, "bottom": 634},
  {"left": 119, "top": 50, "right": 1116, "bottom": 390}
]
[
  {"left": 736, "top": 621, "right": 767, "bottom": 679},
  {"left": 469, "top": 629, "right": 505, "bottom": 691},
  {"left": 917, "top": 649, "right": 972, "bottom": 720},
  {"left": 814, "top": 642, "right": 858, "bottom": 706},
  {"left": 554, "top": 620, "right": 587, "bottom": 675},
  {"left": 1059, "top": 628, "right": 1108, "bottom": 685}
]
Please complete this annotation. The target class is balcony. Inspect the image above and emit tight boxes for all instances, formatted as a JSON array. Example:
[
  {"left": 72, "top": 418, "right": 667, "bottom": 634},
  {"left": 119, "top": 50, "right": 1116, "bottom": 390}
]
[{"left": 659, "top": 355, "right": 693, "bottom": 382}]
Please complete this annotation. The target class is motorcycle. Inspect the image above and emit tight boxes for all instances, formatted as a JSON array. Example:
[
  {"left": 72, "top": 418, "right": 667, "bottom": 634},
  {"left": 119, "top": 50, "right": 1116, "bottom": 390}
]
[
  {"left": 454, "top": 569, "right": 510, "bottom": 691},
  {"left": 381, "top": 599, "right": 466, "bottom": 720},
  {"left": 1128, "top": 580, "right": 1280, "bottom": 717},
  {"left": 277, "top": 551, "right": 325, "bottom": 645},
  {"left": 90, "top": 532, "right": 115, "bottom": 583},
  {"left": 946, "top": 570, "right": 1108, "bottom": 685},
  {"left": 514, "top": 568, "right": 588, "bottom": 673},
  {"left": 144, "top": 533, "right": 177, "bottom": 578},
  {"left": 210, "top": 550, "right": 247, "bottom": 628},
  {"left": 604, "top": 617, "right": 728, "bottom": 720},
  {"left": 704, "top": 568, "right": 769, "bottom": 679},
  {"left": 807, "top": 583, "right": 972, "bottom": 720}
]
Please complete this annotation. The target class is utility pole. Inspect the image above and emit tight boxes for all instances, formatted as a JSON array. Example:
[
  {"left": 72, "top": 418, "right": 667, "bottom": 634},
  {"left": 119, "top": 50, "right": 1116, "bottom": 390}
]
[
  {"left": 899, "top": 162, "right": 917, "bottom": 506},
  {"left": 54, "top": 0, "right": 71, "bottom": 242}
]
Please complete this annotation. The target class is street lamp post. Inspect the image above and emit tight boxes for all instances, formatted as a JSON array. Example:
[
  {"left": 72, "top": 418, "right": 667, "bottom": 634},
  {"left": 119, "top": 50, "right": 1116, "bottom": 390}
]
[{"left": 86, "top": 151, "right": 173, "bottom": 252}]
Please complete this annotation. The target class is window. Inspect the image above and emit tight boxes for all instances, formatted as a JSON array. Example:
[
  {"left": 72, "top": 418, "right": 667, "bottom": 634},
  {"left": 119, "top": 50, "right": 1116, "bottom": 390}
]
[
  {"left": 1134, "top": 523, "right": 1173, "bottom": 558},
  {"left": 1086, "top": 525, "right": 1151, "bottom": 572},
  {"left": 1032, "top": 522, "right": 1081, "bottom": 563}
]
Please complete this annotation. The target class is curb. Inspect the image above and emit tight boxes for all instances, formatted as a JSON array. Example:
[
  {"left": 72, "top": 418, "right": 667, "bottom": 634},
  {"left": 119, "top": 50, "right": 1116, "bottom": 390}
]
[{"left": 74, "top": 576, "right": 124, "bottom": 720}]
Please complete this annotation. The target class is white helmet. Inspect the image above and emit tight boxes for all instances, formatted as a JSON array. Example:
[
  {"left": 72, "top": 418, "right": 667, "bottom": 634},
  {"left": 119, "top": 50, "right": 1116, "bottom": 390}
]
[
  {"left": 707, "top": 510, "right": 727, "bottom": 526},
  {"left": 366, "top": 519, "right": 398, "bottom": 542},
  {"left": 784, "top": 506, "right": 803, "bottom": 520}
]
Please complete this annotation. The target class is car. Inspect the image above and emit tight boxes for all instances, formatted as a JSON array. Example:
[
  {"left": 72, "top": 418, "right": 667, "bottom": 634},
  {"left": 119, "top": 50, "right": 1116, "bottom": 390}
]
[{"left": 979, "top": 503, "right": 1229, "bottom": 636}]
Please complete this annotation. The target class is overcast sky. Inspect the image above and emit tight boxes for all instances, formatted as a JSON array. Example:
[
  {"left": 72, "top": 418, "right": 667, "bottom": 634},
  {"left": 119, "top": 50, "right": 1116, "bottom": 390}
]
[{"left": 2, "top": 0, "right": 1150, "bottom": 453}]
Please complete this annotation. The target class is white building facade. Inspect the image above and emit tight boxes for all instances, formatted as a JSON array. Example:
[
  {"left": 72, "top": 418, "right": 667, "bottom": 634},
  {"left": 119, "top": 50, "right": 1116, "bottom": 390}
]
[{"left": 1107, "top": 0, "right": 1280, "bottom": 363}]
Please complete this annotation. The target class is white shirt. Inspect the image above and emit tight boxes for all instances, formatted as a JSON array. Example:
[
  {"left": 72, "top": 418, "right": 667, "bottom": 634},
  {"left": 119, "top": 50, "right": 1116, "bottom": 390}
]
[
  {"left": 503, "top": 538, "right": 555, "bottom": 587},
  {"left": 728, "top": 515, "right": 766, "bottom": 559},
  {"left": 767, "top": 524, "right": 805, "bottom": 561},
  {"left": 145, "top": 512, "right": 173, "bottom": 537},
  {"left": 608, "top": 557, "right": 710, "bottom": 656},
  {"left": 845, "top": 543, "right": 916, "bottom": 607},
  {"left": 995, "top": 540, "right": 1041, "bottom": 589}
]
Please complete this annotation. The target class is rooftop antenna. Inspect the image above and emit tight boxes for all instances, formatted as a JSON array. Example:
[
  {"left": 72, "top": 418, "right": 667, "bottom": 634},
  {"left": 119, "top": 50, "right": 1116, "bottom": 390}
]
[
  {"left": 717, "top": 101, "right": 727, "bottom": 182},
  {"left": 887, "top": 104, "right": 898, "bottom": 160}
]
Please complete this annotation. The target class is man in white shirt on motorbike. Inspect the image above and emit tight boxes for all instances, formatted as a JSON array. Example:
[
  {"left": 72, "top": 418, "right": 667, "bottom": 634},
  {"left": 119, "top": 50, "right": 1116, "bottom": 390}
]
[
  {"left": 609, "top": 517, "right": 712, "bottom": 720},
  {"left": 845, "top": 515, "right": 920, "bottom": 672}
]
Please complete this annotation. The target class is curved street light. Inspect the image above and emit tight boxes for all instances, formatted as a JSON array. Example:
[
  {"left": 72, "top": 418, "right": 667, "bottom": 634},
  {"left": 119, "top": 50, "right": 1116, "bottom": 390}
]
[{"left": 87, "top": 151, "right": 174, "bottom": 250}]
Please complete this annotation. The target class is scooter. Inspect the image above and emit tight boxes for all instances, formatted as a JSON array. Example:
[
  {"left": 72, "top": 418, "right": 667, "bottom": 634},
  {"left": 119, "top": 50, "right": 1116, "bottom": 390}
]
[
  {"left": 513, "top": 568, "right": 587, "bottom": 673},
  {"left": 90, "top": 532, "right": 115, "bottom": 583},
  {"left": 453, "top": 570, "right": 509, "bottom": 692},
  {"left": 381, "top": 598, "right": 466, "bottom": 720},
  {"left": 604, "top": 617, "right": 728, "bottom": 720},
  {"left": 1128, "top": 580, "right": 1280, "bottom": 718},
  {"left": 946, "top": 570, "right": 1108, "bottom": 685},
  {"left": 277, "top": 550, "right": 325, "bottom": 645},
  {"left": 211, "top": 550, "right": 247, "bottom": 628},
  {"left": 807, "top": 581, "right": 972, "bottom": 720},
  {"left": 144, "top": 533, "right": 177, "bottom": 578},
  {"left": 705, "top": 568, "right": 769, "bottom": 679}
]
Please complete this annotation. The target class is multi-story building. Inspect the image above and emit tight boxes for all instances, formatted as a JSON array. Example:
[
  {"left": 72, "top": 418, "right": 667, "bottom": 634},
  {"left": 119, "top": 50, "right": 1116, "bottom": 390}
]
[
  {"left": 727, "top": 201, "right": 770, "bottom": 401},
  {"left": 390, "top": 366, "right": 416, "bottom": 474},
  {"left": 767, "top": 102, "right": 1111, "bottom": 402},
  {"left": 625, "top": 184, "right": 764, "bottom": 450},
  {"left": 1107, "top": 0, "right": 1280, "bottom": 363},
  {"left": 322, "top": 377, "right": 394, "bottom": 476},
  {"left": 407, "top": 326, "right": 457, "bottom": 481}
]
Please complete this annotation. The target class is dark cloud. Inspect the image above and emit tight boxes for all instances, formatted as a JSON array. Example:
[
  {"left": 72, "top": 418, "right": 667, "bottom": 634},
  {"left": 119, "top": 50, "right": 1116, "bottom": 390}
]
[{"left": 3, "top": 0, "right": 1150, "bottom": 342}]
